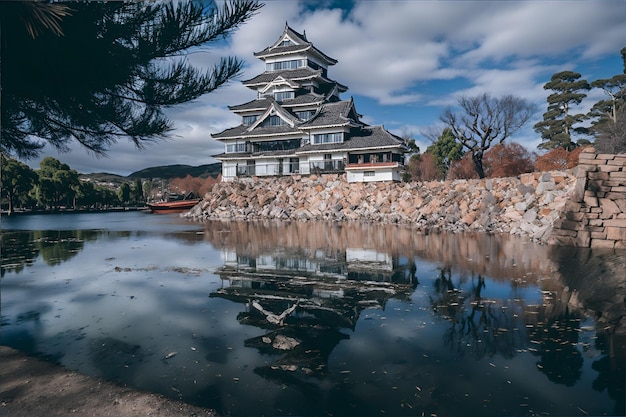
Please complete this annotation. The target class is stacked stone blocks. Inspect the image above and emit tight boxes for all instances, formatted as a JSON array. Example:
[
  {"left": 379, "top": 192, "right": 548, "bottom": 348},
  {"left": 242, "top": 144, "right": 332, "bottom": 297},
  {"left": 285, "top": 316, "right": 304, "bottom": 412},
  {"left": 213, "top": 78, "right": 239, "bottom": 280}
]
[
  {"left": 190, "top": 148, "right": 625, "bottom": 249},
  {"left": 548, "top": 148, "right": 626, "bottom": 249}
]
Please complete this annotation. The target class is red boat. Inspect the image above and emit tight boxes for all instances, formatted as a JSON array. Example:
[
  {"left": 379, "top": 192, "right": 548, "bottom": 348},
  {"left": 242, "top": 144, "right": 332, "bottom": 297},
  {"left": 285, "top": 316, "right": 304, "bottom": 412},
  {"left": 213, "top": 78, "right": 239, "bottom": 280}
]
[{"left": 146, "top": 199, "right": 201, "bottom": 214}]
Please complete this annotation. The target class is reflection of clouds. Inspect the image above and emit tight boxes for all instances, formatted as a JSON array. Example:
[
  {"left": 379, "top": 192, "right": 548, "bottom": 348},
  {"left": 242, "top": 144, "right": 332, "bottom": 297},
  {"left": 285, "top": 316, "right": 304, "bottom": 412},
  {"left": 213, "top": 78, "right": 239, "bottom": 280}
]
[{"left": 2, "top": 216, "right": 621, "bottom": 416}]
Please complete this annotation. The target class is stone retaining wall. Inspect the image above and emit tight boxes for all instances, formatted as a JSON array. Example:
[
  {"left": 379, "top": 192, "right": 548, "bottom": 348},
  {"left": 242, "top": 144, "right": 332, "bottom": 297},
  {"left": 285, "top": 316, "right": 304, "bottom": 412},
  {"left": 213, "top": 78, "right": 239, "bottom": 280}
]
[
  {"left": 187, "top": 170, "right": 575, "bottom": 244},
  {"left": 549, "top": 148, "right": 626, "bottom": 249},
  {"left": 187, "top": 149, "right": 625, "bottom": 248}
]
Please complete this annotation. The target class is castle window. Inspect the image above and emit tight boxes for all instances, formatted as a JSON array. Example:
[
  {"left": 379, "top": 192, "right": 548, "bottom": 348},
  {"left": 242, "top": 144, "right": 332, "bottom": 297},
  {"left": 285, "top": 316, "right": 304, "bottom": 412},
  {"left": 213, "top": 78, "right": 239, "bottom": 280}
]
[
  {"left": 274, "top": 91, "right": 294, "bottom": 102},
  {"left": 313, "top": 132, "right": 343, "bottom": 144},
  {"left": 226, "top": 143, "right": 247, "bottom": 153},
  {"left": 295, "top": 110, "right": 314, "bottom": 121},
  {"left": 243, "top": 115, "right": 258, "bottom": 126},
  {"left": 266, "top": 60, "right": 305, "bottom": 71},
  {"left": 261, "top": 115, "right": 287, "bottom": 127}
]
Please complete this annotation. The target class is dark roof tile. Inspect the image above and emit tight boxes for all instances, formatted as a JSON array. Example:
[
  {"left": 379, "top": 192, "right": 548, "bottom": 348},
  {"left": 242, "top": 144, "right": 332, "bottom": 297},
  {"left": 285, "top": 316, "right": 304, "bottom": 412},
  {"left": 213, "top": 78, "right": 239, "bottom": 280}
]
[
  {"left": 242, "top": 68, "right": 321, "bottom": 85},
  {"left": 297, "top": 126, "right": 406, "bottom": 153}
]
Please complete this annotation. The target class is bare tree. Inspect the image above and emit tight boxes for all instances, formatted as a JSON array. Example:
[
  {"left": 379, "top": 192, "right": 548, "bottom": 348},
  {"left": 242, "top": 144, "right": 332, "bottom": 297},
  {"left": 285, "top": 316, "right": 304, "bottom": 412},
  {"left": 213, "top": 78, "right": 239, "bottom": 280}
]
[{"left": 441, "top": 93, "right": 535, "bottom": 178}]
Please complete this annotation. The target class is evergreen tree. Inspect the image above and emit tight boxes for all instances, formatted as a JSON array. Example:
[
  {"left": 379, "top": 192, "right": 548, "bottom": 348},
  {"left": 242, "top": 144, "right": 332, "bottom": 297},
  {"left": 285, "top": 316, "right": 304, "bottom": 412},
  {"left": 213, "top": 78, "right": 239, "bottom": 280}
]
[
  {"left": 534, "top": 71, "right": 590, "bottom": 150},
  {"left": 588, "top": 48, "right": 626, "bottom": 153},
  {"left": 426, "top": 128, "right": 463, "bottom": 179},
  {"left": 131, "top": 178, "right": 145, "bottom": 204},
  {"left": 118, "top": 183, "right": 131, "bottom": 206},
  {"left": 35, "top": 157, "right": 79, "bottom": 208},
  {"left": 0, "top": 0, "right": 262, "bottom": 159},
  {"left": 1, "top": 156, "right": 38, "bottom": 214}
]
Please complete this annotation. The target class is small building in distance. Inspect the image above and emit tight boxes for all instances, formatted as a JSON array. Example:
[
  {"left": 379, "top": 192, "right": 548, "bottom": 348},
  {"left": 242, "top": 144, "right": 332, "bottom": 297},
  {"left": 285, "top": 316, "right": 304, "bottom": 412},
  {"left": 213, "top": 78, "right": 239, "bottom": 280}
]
[{"left": 212, "top": 24, "right": 408, "bottom": 182}]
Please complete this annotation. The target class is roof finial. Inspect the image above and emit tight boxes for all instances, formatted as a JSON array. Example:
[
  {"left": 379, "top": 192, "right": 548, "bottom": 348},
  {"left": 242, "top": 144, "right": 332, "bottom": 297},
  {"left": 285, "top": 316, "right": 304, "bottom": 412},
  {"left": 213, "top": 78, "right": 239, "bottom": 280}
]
[{"left": 303, "top": 29, "right": 307, "bottom": 40}]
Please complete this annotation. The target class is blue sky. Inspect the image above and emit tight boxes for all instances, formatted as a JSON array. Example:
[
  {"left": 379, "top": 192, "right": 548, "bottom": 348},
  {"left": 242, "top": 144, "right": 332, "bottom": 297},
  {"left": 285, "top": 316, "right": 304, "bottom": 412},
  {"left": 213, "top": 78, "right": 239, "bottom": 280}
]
[{"left": 28, "top": 0, "right": 625, "bottom": 175}]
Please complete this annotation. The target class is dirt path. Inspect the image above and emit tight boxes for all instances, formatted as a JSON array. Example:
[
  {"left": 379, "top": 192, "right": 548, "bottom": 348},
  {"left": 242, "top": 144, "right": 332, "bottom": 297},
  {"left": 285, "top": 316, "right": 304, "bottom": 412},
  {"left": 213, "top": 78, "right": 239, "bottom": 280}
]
[{"left": 0, "top": 346, "right": 215, "bottom": 417}]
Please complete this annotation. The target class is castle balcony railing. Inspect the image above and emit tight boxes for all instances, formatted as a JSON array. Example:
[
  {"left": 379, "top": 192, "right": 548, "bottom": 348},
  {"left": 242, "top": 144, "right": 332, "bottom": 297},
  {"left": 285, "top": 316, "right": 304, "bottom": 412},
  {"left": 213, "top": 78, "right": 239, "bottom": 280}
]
[
  {"left": 344, "top": 162, "right": 401, "bottom": 170},
  {"left": 309, "top": 160, "right": 345, "bottom": 174},
  {"left": 229, "top": 160, "right": 402, "bottom": 179}
]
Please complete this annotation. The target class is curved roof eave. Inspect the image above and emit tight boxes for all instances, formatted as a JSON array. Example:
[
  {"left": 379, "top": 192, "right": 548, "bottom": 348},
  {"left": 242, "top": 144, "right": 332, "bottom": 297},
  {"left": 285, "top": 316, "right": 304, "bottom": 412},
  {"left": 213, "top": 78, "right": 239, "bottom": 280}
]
[
  {"left": 295, "top": 144, "right": 402, "bottom": 155},
  {"left": 214, "top": 131, "right": 303, "bottom": 141},
  {"left": 254, "top": 44, "right": 338, "bottom": 66},
  {"left": 242, "top": 73, "right": 323, "bottom": 88},
  {"left": 298, "top": 121, "right": 359, "bottom": 130}
]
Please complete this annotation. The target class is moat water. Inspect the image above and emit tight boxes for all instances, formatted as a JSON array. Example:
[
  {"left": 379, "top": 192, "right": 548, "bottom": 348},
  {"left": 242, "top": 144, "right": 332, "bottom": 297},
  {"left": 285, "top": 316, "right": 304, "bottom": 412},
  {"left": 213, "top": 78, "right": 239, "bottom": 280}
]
[{"left": 1, "top": 212, "right": 624, "bottom": 416}]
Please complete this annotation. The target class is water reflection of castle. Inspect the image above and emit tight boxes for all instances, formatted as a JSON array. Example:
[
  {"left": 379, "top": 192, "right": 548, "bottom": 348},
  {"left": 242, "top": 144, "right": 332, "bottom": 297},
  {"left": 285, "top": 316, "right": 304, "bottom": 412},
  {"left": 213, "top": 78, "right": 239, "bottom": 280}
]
[
  {"left": 210, "top": 244, "right": 417, "bottom": 381},
  {"left": 214, "top": 245, "right": 417, "bottom": 325},
  {"left": 199, "top": 220, "right": 624, "bottom": 410}
]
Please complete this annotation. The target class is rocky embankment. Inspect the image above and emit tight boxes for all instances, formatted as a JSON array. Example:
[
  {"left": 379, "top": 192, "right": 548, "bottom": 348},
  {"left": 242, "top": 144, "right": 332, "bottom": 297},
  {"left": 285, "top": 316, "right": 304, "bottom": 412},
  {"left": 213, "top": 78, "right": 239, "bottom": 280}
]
[{"left": 186, "top": 171, "right": 576, "bottom": 243}]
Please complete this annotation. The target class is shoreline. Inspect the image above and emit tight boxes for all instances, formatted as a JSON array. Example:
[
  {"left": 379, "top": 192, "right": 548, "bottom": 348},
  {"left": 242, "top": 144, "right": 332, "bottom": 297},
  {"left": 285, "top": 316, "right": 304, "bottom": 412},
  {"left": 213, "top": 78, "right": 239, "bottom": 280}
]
[
  {"left": 0, "top": 346, "right": 215, "bottom": 417},
  {"left": 1, "top": 207, "right": 148, "bottom": 216}
]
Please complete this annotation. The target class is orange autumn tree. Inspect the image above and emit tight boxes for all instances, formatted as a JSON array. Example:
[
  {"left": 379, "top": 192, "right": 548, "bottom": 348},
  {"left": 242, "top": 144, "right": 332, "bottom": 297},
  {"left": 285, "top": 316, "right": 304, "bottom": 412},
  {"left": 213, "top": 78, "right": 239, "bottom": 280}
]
[
  {"left": 198, "top": 174, "right": 221, "bottom": 196},
  {"left": 483, "top": 142, "right": 536, "bottom": 178},
  {"left": 169, "top": 175, "right": 221, "bottom": 197},
  {"left": 447, "top": 154, "right": 479, "bottom": 180},
  {"left": 405, "top": 152, "right": 442, "bottom": 181},
  {"left": 535, "top": 147, "right": 585, "bottom": 171}
]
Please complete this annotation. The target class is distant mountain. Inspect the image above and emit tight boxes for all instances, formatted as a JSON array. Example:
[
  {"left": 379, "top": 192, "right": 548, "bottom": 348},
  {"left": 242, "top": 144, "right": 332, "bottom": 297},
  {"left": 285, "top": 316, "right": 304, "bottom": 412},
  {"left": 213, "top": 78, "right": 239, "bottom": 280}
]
[
  {"left": 128, "top": 163, "right": 221, "bottom": 179},
  {"left": 79, "top": 163, "right": 222, "bottom": 185},
  {"left": 79, "top": 172, "right": 127, "bottom": 186}
]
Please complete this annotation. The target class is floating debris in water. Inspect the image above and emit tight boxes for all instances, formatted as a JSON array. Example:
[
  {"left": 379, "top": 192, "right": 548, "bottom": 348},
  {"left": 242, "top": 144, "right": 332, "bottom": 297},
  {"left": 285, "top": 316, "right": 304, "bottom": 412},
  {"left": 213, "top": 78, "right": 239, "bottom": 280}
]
[{"left": 164, "top": 351, "right": 177, "bottom": 359}]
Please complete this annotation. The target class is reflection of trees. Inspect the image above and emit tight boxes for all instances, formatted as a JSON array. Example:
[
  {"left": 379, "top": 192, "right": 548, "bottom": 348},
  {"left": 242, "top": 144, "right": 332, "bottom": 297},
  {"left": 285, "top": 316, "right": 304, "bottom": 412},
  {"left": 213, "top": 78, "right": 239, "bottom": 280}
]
[
  {"left": 201, "top": 220, "right": 622, "bottom": 399},
  {"left": 527, "top": 309, "right": 583, "bottom": 386},
  {"left": 210, "top": 245, "right": 417, "bottom": 387},
  {"left": 34, "top": 230, "right": 86, "bottom": 266},
  {"left": 430, "top": 265, "right": 588, "bottom": 386},
  {"left": 592, "top": 333, "right": 626, "bottom": 416},
  {"left": 548, "top": 245, "right": 626, "bottom": 405},
  {"left": 1, "top": 231, "right": 39, "bottom": 276},
  {"left": 1, "top": 229, "right": 103, "bottom": 274},
  {"left": 430, "top": 268, "right": 527, "bottom": 359}
]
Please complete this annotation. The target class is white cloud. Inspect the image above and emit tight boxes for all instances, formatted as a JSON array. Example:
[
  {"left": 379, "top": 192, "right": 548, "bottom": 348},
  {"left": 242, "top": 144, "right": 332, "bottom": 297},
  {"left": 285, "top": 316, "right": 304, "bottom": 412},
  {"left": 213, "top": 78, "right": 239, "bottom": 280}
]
[{"left": 23, "top": 0, "right": 625, "bottom": 175}]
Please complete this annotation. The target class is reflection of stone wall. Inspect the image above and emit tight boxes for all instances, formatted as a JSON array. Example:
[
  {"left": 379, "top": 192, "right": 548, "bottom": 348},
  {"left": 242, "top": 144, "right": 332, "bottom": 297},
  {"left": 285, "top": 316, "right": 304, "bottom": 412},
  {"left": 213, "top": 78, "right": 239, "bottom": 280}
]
[
  {"left": 188, "top": 151, "right": 625, "bottom": 248},
  {"left": 549, "top": 148, "right": 626, "bottom": 249},
  {"left": 202, "top": 220, "right": 625, "bottom": 334},
  {"left": 201, "top": 220, "right": 554, "bottom": 282},
  {"left": 548, "top": 245, "right": 626, "bottom": 335}
]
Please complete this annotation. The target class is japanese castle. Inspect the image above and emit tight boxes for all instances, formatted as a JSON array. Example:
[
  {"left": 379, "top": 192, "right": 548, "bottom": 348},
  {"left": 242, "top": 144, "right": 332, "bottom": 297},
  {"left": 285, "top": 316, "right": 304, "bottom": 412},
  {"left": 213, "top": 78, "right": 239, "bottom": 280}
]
[{"left": 213, "top": 24, "right": 407, "bottom": 182}]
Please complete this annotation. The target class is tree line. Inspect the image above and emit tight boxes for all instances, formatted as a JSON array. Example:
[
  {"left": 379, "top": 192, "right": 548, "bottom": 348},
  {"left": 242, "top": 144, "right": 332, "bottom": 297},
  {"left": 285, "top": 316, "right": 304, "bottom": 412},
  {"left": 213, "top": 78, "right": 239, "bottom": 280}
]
[
  {"left": 405, "top": 46, "right": 625, "bottom": 181},
  {"left": 0, "top": 156, "right": 144, "bottom": 214},
  {"left": 0, "top": 155, "right": 222, "bottom": 214}
]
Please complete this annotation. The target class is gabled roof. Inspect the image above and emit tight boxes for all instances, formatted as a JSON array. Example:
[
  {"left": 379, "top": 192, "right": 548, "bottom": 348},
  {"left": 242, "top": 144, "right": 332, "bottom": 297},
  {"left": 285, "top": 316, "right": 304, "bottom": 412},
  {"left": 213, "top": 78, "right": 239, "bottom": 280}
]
[
  {"left": 284, "top": 92, "right": 326, "bottom": 107},
  {"left": 298, "top": 99, "right": 362, "bottom": 130},
  {"left": 229, "top": 93, "right": 327, "bottom": 113},
  {"left": 247, "top": 99, "right": 299, "bottom": 131},
  {"left": 259, "top": 76, "right": 301, "bottom": 94},
  {"left": 254, "top": 23, "right": 337, "bottom": 65}
]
